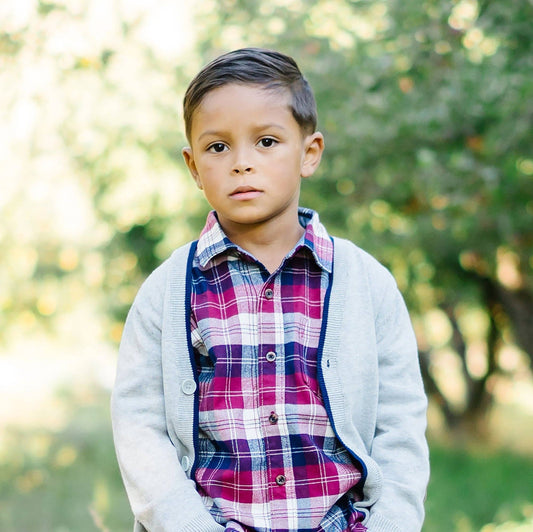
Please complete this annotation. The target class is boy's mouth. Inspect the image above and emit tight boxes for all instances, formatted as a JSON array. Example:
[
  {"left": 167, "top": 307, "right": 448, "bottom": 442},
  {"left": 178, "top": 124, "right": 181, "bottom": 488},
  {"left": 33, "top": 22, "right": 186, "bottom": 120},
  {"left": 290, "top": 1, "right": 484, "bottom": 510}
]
[{"left": 230, "top": 185, "right": 263, "bottom": 200}]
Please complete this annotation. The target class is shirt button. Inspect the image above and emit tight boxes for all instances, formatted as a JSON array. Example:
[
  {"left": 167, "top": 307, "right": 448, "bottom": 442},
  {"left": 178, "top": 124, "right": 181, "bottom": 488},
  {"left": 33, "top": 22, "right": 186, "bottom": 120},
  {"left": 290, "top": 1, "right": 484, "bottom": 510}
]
[
  {"left": 266, "top": 351, "right": 276, "bottom": 362},
  {"left": 265, "top": 288, "right": 274, "bottom": 299},
  {"left": 275, "top": 474, "right": 286, "bottom": 486},
  {"left": 269, "top": 412, "right": 278, "bottom": 425},
  {"left": 181, "top": 379, "right": 197, "bottom": 395}
]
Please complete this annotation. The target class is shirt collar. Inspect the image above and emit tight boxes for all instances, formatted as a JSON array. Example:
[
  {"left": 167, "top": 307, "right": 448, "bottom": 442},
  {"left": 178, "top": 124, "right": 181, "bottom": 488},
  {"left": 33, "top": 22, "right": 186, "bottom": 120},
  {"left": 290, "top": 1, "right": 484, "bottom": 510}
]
[
  {"left": 196, "top": 208, "right": 333, "bottom": 273},
  {"left": 195, "top": 211, "right": 238, "bottom": 268},
  {"left": 295, "top": 207, "right": 333, "bottom": 273}
]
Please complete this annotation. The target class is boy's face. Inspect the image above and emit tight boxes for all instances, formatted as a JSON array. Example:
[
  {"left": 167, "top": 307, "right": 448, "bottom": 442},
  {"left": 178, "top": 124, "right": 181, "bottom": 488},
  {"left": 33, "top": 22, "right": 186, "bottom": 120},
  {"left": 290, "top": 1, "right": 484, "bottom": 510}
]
[{"left": 182, "top": 83, "right": 323, "bottom": 237}]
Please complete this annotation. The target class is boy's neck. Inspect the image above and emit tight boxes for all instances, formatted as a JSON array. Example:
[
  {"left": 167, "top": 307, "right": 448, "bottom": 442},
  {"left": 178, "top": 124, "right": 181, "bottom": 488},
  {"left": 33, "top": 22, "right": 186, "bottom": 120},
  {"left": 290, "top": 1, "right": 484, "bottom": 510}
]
[{"left": 219, "top": 214, "right": 305, "bottom": 274}]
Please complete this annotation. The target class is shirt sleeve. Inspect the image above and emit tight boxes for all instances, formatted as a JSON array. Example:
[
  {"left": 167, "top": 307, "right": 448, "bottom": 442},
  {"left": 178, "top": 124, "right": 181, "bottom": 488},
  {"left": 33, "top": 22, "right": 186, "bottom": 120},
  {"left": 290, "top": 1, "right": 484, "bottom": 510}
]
[{"left": 111, "top": 264, "right": 224, "bottom": 532}]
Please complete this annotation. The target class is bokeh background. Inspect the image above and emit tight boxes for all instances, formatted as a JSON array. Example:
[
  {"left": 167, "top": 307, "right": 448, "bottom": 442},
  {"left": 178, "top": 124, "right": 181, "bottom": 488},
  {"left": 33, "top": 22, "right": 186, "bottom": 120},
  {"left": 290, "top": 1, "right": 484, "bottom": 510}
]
[{"left": 1, "top": 0, "right": 533, "bottom": 530}]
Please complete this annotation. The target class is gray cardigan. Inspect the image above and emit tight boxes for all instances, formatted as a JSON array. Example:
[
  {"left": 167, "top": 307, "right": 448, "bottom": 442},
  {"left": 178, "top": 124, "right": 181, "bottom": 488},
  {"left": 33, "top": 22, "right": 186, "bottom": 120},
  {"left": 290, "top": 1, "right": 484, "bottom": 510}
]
[{"left": 111, "top": 237, "right": 429, "bottom": 532}]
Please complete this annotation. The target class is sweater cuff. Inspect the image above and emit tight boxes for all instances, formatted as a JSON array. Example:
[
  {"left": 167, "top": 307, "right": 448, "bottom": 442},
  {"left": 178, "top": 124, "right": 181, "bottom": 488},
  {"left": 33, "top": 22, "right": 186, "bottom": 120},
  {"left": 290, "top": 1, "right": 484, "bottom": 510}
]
[
  {"left": 180, "top": 514, "right": 225, "bottom": 532},
  {"left": 364, "top": 512, "right": 403, "bottom": 532},
  {"left": 134, "top": 514, "right": 225, "bottom": 532}
]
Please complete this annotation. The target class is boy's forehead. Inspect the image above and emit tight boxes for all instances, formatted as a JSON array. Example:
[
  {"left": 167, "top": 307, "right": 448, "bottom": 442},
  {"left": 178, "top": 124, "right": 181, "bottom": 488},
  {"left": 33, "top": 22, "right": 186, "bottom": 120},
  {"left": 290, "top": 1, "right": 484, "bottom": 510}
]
[{"left": 190, "top": 83, "right": 295, "bottom": 129}]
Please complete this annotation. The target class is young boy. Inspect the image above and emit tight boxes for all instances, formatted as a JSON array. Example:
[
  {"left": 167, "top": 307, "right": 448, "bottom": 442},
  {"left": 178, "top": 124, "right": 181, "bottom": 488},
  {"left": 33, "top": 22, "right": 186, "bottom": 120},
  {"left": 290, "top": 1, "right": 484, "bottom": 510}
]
[{"left": 111, "top": 48, "right": 429, "bottom": 532}]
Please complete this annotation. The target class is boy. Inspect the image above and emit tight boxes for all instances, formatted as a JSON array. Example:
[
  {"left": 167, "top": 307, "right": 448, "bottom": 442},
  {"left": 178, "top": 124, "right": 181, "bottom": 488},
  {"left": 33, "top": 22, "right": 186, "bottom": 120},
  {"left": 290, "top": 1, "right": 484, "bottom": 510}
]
[{"left": 111, "top": 48, "right": 429, "bottom": 532}]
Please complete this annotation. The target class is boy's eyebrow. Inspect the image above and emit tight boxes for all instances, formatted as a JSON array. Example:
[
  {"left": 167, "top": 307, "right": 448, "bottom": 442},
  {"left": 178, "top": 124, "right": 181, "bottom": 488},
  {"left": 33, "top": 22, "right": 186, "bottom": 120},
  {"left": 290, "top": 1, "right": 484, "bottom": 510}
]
[
  {"left": 197, "top": 123, "right": 288, "bottom": 141},
  {"left": 198, "top": 130, "right": 223, "bottom": 141},
  {"left": 257, "top": 123, "right": 288, "bottom": 133}
]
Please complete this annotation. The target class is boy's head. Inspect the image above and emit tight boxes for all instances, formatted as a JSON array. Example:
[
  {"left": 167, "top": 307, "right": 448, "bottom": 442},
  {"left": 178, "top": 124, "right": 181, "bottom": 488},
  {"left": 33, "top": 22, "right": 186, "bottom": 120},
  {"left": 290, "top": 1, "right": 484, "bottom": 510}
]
[
  {"left": 183, "top": 47, "right": 318, "bottom": 141},
  {"left": 181, "top": 48, "right": 325, "bottom": 245}
]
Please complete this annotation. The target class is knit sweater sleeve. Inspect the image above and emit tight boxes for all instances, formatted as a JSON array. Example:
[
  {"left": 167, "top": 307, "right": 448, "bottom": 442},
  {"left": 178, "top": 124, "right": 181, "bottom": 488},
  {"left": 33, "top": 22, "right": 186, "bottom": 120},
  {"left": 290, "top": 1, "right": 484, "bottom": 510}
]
[
  {"left": 365, "top": 264, "right": 429, "bottom": 532},
  {"left": 325, "top": 238, "right": 429, "bottom": 532},
  {"left": 111, "top": 254, "right": 224, "bottom": 532}
]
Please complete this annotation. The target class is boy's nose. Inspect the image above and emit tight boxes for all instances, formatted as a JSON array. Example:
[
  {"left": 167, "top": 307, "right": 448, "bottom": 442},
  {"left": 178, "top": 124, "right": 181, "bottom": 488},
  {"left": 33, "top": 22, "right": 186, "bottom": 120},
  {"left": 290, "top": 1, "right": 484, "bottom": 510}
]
[
  {"left": 232, "top": 165, "right": 253, "bottom": 175},
  {"left": 231, "top": 147, "right": 254, "bottom": 175}
]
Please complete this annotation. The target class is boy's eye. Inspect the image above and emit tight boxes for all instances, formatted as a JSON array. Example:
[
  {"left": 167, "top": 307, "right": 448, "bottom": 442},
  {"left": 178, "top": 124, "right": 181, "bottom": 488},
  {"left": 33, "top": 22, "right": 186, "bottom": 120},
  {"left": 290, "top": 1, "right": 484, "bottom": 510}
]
[
  {"left": 207, "top": 143, "right": 227, "bottom": 153},
  {"left": 258, "top": 137, "right": 277, "bottom": 148}
]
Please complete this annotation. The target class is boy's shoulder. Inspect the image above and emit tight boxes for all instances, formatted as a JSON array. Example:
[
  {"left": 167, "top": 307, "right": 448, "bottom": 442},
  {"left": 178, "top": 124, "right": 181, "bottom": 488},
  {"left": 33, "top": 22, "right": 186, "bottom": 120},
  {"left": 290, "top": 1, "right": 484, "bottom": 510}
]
[
  {"left": 331, "top": 236, "right": 400, "bottom": 305},
  {"left": 133, "top": 240, "right": 196, "bottom": 306},
  {"left": 332, "top": 236, "right": 393, "bottom": 279}
]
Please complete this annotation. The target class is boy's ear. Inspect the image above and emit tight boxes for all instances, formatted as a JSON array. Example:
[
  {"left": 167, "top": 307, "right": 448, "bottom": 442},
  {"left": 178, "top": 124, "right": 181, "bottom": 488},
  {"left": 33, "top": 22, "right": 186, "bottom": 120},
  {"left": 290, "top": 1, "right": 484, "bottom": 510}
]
[
  {"left": 301, "top": 132, "right": 325, "bottom": 179},
  {"left": 182, "top": 147, "right": 203, "bottom": 189}
]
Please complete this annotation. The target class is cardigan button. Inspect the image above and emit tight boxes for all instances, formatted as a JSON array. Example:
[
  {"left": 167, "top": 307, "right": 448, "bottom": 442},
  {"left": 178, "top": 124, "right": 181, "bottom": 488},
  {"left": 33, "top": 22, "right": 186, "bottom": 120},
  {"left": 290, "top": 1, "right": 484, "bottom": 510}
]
[
  {"left": 181, "top": 379, "right": 197, "bottom": 395},
  {"left": 181, "top": 456, "right": 191, "bottom": 471}
]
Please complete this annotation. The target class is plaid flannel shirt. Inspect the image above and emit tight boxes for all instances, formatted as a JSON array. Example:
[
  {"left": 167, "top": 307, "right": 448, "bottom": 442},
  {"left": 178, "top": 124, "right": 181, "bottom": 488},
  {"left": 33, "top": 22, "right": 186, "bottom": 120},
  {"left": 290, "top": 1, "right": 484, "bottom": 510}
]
[{"left": 190, "top": 209, "right": 366, "bottom": 532}]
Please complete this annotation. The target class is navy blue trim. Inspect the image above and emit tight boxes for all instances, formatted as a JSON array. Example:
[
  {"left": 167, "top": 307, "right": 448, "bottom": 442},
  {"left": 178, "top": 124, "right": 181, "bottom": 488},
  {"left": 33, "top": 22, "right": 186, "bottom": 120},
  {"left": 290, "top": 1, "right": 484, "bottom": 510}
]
[
  {"left": 184, "top": 240, "right": 201, "bottom": 479},
  {"left": 316, "top": 237, "right": 368, "bottom": 491}
]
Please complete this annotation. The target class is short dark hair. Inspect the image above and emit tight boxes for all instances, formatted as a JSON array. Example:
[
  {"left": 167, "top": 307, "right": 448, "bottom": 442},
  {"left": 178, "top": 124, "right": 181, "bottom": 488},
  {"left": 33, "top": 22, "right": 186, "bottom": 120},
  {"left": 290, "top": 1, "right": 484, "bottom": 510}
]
[{"left": 183, "top": 48, "right": 317, "bottom": 140}]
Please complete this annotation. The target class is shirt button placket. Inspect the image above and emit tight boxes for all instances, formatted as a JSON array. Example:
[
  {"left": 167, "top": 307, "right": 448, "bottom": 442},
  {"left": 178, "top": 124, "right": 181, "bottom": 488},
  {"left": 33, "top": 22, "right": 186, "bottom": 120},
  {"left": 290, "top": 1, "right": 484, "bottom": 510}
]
[{"left": 260, "top": 282, "right": 282, "bottom": 498}]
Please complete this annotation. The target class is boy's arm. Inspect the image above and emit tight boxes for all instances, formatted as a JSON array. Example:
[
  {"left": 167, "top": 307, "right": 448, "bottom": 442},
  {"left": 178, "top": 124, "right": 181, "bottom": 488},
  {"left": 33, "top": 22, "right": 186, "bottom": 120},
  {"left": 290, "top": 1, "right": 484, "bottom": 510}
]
[
  {"left": 111, "top": 266, "right": 224, "bottom": 532},
  {"left": 366, "top": 277, "right": 429, "bottom": 532}
]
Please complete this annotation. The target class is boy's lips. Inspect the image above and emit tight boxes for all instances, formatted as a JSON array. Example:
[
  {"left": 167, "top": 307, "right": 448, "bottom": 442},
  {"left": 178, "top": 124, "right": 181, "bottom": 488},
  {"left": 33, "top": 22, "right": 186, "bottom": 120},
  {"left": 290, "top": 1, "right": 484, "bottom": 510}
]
[{"left": 229, "top": 185, "right": 263, "bottom": 200}]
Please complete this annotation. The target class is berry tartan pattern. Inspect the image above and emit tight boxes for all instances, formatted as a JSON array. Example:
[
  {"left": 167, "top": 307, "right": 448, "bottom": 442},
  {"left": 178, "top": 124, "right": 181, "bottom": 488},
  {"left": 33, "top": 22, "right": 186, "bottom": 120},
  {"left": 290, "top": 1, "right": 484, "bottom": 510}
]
[{"left": 190, "top": 209, "right": 367, "bottom": 532}]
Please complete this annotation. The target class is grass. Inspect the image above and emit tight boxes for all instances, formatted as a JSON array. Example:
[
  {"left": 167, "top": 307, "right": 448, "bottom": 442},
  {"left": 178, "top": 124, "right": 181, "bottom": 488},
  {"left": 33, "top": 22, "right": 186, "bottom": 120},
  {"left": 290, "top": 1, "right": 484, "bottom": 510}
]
[
  {"left": 1, "top": 388, "right": 532, "bottom": 532},
  {"left": 425, "top": 444, "right": 533, "bottom": 531},
  {"left": 0, "top": 389, "right": 131, "bottom": 532}
]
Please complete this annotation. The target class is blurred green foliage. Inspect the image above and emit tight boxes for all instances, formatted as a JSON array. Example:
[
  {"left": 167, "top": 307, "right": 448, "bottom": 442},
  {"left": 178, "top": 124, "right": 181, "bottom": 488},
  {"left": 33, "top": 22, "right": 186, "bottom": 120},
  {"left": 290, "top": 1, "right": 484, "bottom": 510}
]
[
  {"left": 1, "top": 0, "right": 532, "bottom": 435},
  {"left": 425, "top": 444, "right": 533, "bottom": 530}
]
